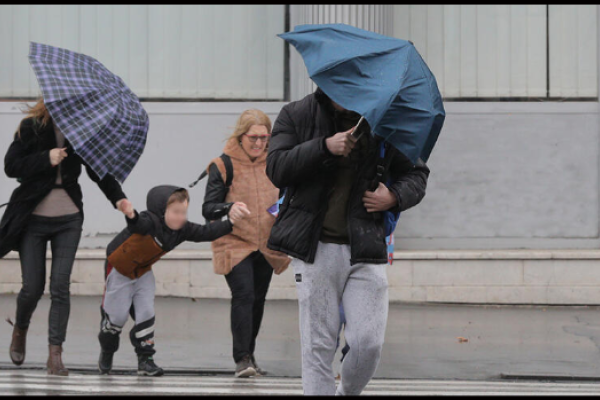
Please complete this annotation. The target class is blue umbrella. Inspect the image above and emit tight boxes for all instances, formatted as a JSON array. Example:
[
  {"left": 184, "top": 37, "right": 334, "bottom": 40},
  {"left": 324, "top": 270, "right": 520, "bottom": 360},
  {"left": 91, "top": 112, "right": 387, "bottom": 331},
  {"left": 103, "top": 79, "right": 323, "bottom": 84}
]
[
  {"left": 28, "top": 42, "right": 149, "bottom": 183},
  {"left": 279, "top": 23, "right": 445, "bottom": 164}
]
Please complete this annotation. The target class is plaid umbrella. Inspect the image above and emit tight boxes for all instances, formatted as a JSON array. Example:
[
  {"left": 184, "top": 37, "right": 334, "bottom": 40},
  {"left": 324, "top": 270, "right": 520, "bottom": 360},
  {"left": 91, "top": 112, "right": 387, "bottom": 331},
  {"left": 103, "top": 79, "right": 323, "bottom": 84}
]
[{"left": 28, "top": 42, "right": 149, "bottom": 183}]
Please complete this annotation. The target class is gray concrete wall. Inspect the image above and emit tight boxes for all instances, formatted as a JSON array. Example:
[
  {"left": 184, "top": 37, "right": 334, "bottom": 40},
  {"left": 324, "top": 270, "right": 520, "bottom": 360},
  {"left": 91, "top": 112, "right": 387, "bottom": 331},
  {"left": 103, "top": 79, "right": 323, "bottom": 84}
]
[
  {"left": 1, "top": 101, "right": 597, "bottom": 251},
  {"left": 399, "top": 102, "right": 600, "bottom": 250}
]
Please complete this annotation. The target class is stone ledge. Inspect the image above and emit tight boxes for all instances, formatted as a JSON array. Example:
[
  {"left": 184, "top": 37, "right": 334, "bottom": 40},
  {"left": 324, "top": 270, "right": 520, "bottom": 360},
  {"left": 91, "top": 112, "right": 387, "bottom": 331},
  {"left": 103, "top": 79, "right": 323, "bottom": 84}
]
[{"left": 3, "top": 249, "right": 600, "bottom": 304}]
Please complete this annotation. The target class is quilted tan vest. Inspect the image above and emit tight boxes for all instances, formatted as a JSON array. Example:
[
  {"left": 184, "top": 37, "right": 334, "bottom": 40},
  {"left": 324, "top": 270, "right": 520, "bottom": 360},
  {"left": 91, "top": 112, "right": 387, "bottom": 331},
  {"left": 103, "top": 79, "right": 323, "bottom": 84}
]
[{"left": 208, "top": 138, "right": 290, "bottom": 275}]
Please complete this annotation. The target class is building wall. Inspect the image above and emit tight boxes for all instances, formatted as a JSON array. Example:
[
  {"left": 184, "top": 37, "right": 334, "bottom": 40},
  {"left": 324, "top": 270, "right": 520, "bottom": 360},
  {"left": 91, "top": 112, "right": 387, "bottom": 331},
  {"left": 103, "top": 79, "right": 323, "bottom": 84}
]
[
  {"left": 1, "top": 101, "right": 597, "bottom": 251},
  {"left": 1, "top": 5, "right": 599, "bottom": 304}
]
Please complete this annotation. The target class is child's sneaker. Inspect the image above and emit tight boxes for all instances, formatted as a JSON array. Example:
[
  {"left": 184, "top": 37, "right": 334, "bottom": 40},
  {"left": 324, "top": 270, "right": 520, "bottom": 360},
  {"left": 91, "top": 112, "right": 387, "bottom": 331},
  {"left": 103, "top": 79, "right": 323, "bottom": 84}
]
[
  {"left": 137, "top": 355, "right": 164, "bottom": 376},
  {"left": 235, "top": 355, "right": 256, "bottom": 378},
  {"left": 98, "top": 351, "right": 114, "bottom": 375}
]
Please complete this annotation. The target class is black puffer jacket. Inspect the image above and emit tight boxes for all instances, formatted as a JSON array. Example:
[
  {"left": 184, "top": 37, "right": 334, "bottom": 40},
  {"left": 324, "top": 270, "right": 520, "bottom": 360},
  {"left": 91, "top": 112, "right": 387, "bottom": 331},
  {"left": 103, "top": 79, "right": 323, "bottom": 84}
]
[
  {"left": 0, "top": 117, "right": 127, "bottom": 259},
  {"left": 266, "top": 88, "right": 430, "bottom": 265},
  {"left": 107, "top": 185, "right": 233, "bottom": 256}
]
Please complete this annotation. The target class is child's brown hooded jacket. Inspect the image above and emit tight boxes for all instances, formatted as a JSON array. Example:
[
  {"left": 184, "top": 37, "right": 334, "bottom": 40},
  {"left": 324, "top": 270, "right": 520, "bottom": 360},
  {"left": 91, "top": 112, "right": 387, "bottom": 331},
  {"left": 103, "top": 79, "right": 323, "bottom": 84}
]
[{"left": 107, "top": 185, "right": 233, "bottom": 279}]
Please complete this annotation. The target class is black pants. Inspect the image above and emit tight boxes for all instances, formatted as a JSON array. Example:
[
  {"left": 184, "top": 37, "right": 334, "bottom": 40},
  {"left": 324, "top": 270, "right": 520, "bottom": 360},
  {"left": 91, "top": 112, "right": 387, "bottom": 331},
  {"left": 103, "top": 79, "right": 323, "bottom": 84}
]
[
  {"left": 15, "top": 213, "right": 83, "bottom": 345},
  {"left": 224, "top": 251, "right": 273, "bottom": 363}
]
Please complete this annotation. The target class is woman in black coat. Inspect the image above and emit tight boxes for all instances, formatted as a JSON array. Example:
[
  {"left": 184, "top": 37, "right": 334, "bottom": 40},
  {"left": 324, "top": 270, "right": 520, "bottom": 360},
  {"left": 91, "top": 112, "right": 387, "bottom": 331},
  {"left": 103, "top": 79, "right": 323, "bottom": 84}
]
[{"left": 0, "top": 99, "right": 134, "bottom": 375}]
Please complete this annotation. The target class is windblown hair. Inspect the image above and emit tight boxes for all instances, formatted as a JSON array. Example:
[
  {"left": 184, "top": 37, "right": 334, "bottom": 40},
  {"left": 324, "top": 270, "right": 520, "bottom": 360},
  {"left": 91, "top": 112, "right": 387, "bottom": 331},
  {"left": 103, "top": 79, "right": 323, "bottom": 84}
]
[{"left": 16, "top": 97, "right": 51, "bottom": 139}]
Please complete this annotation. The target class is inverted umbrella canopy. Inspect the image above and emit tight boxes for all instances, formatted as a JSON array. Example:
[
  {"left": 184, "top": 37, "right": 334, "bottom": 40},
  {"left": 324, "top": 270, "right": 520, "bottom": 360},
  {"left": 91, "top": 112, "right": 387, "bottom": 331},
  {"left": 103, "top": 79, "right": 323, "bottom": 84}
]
[
  {"left": 28, "top": 42, "right": 149, "bottom": 183},
  {"left": 279, "top": 23, "right": 445, "bottom": 164}
]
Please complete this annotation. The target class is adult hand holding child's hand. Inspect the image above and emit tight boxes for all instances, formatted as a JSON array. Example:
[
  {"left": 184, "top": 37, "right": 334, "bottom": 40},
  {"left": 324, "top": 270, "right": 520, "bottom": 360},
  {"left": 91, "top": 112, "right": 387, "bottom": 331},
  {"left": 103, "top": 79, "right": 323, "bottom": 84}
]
[
  {"left": 116, "top": 198, "right": 135, "bottom": 219},
  {"left": 229, "top": 202, "right": 251, "bottom": 225}
]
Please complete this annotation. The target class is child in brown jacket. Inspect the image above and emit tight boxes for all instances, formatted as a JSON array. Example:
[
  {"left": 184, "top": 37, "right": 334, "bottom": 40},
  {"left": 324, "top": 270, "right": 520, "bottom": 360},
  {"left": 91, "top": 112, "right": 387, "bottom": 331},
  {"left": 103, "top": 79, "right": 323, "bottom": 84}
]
[{"left": 97, "top": 185, "right": 248, "bottom": 376}]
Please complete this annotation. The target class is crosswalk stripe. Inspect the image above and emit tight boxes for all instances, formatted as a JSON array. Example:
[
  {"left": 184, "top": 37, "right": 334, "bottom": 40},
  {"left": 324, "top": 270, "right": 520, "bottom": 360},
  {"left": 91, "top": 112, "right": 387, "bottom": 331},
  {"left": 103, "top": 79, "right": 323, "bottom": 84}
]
[
  {"left": 0, "top": 383, "right": 599, "bottom": 396},
  {"left": 2, "top": 373, "right": 600, "bottom": 390},
  {"left": 0, "top": 383, "right": 302, "bottom": 395},
  {"left": 1, "top": 372, "right": 600, "bottom": 395},
  {"left": 3, "top": 371, "right": 600, "bottom": 387}
]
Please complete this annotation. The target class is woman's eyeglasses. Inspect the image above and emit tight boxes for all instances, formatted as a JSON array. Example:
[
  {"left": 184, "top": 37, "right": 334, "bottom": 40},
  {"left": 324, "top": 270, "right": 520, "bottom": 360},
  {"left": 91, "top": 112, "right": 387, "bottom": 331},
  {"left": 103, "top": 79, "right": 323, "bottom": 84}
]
[{"left": 244, "top": 134, "right": 271, "bottom": 143}]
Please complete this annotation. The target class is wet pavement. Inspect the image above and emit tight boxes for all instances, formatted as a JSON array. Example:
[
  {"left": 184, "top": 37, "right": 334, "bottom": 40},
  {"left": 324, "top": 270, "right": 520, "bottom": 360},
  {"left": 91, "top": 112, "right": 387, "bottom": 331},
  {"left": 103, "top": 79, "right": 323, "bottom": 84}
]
[{"left": 1, "top": 294, "right": 600, "bottom": 381}]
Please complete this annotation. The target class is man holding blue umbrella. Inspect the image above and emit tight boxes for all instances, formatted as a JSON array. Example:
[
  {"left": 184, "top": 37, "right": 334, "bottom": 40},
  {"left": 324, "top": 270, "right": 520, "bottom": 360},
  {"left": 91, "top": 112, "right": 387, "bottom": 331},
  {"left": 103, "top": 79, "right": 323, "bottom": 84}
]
[{"left": 266, "top": 24, "right": 443, "bottom": 395}]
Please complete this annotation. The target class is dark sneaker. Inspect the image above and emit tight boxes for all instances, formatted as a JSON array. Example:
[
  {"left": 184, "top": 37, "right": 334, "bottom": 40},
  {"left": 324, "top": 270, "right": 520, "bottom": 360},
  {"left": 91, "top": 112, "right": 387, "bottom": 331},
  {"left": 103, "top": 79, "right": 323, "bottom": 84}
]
[
  {"left": 235, "top": 355, "right": 256, "bottom": 378},
  {"left": 137, "top": 355, "right": 164, "bottom": 377},
  {"left": 98, "top": 351, "right": 114, "bottom": 375},
  {"left": 250, "top": 354, "right": 267, "bottom": 376}
]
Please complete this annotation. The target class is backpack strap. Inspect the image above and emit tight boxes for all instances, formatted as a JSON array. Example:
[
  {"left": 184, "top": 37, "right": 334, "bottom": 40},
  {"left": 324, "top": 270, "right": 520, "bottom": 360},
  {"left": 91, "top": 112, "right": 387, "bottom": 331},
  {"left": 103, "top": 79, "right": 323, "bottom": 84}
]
[
  {"left": 370, "top": 140, "right": 402, "bottom": 232},
  {"left": 371, "top": 141, "right": 394, "bottom": 190},
  {"left": 188, "top": 153, "right": 234, "bottom": 188},
  {"left": 220, "top": 154, "right": 233, "bottom": 188}
]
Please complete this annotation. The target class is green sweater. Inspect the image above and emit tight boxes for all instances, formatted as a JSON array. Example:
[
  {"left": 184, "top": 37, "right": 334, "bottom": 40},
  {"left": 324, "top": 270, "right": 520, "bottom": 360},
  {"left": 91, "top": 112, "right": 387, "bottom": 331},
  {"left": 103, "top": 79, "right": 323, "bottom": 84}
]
[{"left": 320, "top": 110, "right": 370, "bottom": 244}]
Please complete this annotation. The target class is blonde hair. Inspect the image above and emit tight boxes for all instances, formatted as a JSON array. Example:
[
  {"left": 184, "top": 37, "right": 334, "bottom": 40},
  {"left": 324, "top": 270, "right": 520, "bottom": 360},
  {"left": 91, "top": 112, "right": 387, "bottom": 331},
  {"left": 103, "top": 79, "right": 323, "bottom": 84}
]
[
  {"left": 16, "top": 97, "right": 51, "bottom": 139},
  {"left": 227, "top": 109, "right": 272, "bottom": 142}
]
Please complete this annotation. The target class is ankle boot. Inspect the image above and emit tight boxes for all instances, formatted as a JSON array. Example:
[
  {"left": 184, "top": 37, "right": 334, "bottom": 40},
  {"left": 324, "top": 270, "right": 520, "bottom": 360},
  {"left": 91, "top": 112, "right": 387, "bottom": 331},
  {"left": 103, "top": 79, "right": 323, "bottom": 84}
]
[
  {"left": 9, "top": 324, "right": 28, "bottom": 366},
  {"left": 47, "top": 344, "right": 69, "bottom": 376}
]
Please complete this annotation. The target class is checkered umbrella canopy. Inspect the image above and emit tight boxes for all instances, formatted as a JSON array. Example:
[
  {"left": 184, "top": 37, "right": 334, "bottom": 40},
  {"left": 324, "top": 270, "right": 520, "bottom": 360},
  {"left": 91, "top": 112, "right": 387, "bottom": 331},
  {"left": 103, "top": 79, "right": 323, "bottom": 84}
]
[{"left": 28, "top": 42, "right": 149, "bottom": 183}]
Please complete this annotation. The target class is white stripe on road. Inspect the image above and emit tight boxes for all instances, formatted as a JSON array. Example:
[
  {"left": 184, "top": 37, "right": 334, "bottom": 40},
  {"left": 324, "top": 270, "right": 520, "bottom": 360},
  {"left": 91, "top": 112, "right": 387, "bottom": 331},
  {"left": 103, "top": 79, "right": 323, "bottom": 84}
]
[
  {"left": 3, "top": 373, "right": 600, "bottom": 390},
  {"left": 2, "top": 372, "right": 600, "bottom": 395},
  {"left": 1, "top": 383, "right": 599, "bottom": 396}
]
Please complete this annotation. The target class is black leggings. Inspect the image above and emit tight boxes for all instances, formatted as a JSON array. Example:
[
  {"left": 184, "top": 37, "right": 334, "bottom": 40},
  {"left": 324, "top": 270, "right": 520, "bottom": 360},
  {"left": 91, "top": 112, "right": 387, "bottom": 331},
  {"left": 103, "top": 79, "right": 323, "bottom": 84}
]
[
  {"left": 224, "top": 251, "right": 273, "bottom": 363},
  {"left": 15, "top": 213, "right": 83, "bottom": 345}
]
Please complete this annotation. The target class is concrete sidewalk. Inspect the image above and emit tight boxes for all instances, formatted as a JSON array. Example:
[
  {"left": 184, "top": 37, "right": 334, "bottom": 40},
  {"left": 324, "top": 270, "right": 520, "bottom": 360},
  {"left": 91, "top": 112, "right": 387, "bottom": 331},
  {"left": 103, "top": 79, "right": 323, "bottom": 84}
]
[{"left": 1, "top": 294, "right": 600, "bottom": 380}]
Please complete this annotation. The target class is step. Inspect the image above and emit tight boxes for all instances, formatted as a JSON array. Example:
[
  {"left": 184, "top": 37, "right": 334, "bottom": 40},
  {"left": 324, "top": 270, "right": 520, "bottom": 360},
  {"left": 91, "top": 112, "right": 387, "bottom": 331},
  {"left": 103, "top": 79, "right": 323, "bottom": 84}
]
[{"left": 2, "top": 249, "right": 600, "bottom": 304}]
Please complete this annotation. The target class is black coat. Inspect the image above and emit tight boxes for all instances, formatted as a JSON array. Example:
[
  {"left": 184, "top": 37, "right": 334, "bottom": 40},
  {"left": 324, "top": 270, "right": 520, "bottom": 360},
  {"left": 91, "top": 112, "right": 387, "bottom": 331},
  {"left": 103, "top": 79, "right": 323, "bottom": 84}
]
[
  {"left": 107, "top": 185, "right": 233, "bottom": 256},
  {"left": 0, "top": 117, "right": 127, "bottom": 259},
  {"left": 202, "top": 163, "right": 234, "bottom": 222},
  {"left": 266, "top": 88, "right": 430, "bottom": 265}
]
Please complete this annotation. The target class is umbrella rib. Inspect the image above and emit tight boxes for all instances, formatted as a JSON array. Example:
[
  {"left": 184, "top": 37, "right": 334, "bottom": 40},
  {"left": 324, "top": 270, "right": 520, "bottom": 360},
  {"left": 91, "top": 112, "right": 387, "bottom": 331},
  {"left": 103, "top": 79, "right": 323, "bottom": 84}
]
[{"left": 309, "top": 43, "right": 409, "bottom": 76}]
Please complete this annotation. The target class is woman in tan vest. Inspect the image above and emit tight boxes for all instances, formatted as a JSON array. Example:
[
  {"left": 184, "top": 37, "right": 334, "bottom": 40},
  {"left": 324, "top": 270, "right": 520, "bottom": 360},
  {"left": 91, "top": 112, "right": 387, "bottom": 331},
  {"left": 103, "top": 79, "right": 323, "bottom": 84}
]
[{"left": 202, "top": 109, "right": 290, "bottom": 378}]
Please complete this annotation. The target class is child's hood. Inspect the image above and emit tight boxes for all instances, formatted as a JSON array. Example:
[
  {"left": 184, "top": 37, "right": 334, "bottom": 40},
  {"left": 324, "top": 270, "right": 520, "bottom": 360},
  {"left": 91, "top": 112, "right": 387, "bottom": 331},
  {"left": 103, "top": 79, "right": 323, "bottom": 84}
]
[{"left": 146, "top": 185, "right": 186, "bottom": 220}]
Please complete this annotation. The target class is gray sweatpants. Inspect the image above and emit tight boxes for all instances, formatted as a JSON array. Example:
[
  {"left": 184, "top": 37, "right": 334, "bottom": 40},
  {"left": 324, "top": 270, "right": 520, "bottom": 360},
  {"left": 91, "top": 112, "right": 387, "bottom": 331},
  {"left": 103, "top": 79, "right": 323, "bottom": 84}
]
[
  {"left": 292, "top": 241, "right": 389, "bottom": 396},
  {"left": 102, "top": 267, "right": 156, "bottom": 327},
  {"left": 100, "top": 265, "right": 157, "bottom": 356}
]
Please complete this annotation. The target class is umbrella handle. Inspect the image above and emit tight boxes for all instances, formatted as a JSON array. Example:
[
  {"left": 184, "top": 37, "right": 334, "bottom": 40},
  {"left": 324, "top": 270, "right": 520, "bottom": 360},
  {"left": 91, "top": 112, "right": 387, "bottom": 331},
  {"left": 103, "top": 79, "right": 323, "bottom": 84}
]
[{"left": 351, "top": 116, "right": 366, "bottom": 140}]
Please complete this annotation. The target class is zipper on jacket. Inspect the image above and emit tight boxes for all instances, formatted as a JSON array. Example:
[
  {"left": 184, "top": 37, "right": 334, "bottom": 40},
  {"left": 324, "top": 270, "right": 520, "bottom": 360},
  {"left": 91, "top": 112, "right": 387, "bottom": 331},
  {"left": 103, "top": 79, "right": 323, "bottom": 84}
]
[
  {"left": 346, "top": 142, "right": 379, "bottom": 265},
  {"left": 346, "top": 164, "right": 362, "bottom": 265},
  {"left": 278, "top": 189, "right": 294, "bottom": 220}
]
